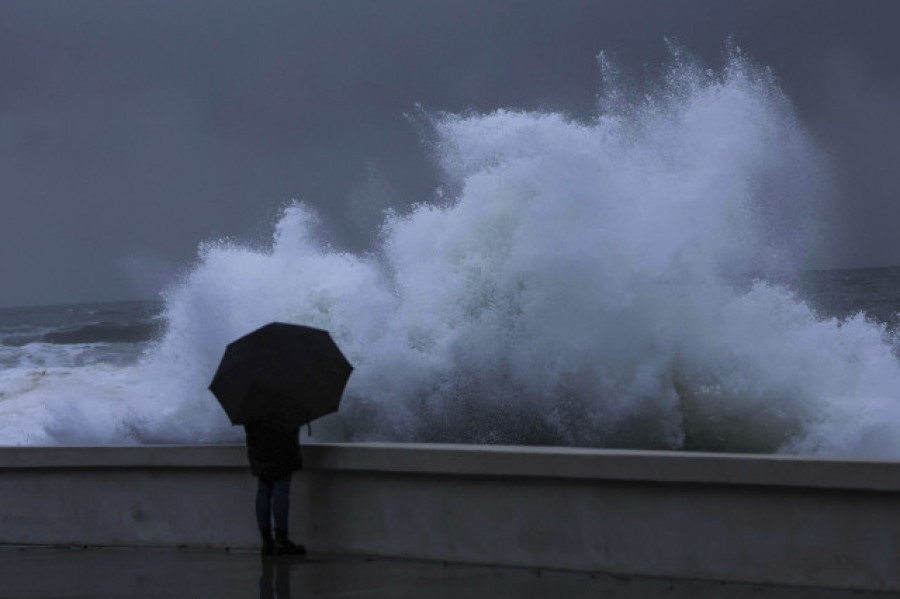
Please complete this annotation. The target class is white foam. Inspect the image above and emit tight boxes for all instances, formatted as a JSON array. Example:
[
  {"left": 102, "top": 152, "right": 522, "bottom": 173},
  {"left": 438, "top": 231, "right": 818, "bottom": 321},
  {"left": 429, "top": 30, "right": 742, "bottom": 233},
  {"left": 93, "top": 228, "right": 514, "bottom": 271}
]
[{"left": 3, "top": 46, "right": 900, "bottom": 455}]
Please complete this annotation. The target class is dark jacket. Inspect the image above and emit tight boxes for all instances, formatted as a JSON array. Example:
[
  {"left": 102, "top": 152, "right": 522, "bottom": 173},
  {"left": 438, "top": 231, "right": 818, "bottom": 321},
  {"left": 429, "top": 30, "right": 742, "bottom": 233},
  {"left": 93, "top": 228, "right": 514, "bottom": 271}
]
[{"left": 244, "top": 422, "right": 302, "bottom": 482}]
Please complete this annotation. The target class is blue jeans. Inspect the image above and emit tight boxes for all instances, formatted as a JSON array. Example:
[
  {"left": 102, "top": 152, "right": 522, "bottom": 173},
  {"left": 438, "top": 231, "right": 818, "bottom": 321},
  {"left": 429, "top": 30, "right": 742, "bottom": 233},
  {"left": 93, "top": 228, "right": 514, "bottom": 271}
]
[{"left": 255, "top": 475, "right": 291, "bottom": 531}]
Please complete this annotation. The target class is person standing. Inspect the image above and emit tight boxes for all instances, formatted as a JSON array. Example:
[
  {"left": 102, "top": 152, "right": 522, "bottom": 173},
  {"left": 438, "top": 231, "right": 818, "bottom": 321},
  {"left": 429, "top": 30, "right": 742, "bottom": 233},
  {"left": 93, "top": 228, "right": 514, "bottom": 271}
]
[{"left": 245, "top": 414, "right": 307, "bottom": 556}]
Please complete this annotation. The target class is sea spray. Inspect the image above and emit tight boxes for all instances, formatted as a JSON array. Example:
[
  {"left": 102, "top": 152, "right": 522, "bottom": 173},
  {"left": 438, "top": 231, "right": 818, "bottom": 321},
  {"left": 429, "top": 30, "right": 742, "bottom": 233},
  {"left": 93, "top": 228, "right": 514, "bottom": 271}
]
[{"left": 3, "top": 47, "right": 900, "bottom": 455}]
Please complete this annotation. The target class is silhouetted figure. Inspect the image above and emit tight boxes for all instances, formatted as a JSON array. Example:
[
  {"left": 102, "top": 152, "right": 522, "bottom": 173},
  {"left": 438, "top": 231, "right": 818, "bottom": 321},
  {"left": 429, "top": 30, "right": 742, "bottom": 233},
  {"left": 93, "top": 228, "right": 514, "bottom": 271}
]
[{"left": 245, "top": 416, "right": 307, "bottom": 556}]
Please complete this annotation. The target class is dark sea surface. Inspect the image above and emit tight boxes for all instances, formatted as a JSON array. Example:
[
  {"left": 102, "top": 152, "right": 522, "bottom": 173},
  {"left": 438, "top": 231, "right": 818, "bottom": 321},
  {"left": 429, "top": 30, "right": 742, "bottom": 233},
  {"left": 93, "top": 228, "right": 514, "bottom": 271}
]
[
  {"left": 0, "top": 299, "right": 164, "bottom": 369},
  {"left": 797, "top": 266, "right": 900, "bottom": 332},
  {"left": 3, "top": 267, "right": 897, "bottom": 372}
]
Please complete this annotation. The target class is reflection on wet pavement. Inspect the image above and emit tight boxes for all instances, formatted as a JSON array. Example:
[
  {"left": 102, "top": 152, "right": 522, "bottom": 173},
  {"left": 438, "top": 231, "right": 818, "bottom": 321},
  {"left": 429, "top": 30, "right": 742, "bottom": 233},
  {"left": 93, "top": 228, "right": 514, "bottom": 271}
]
[{"left": 0, "top": 547, "right": 894, "bottom": 598}]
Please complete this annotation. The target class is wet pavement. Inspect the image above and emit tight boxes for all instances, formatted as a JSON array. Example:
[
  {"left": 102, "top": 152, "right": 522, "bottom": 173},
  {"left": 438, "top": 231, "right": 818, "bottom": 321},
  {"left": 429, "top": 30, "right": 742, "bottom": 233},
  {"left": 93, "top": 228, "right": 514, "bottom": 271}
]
[{"left": 0, "top": 546, "right": 895, "bottom": 598}]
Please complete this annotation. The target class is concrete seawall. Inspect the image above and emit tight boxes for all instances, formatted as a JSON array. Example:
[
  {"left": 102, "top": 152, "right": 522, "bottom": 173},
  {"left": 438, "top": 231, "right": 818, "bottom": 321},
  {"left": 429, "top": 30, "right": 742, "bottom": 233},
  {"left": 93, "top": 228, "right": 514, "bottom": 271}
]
[{"left": 1, "top": 443, "right": 898, "bottom": 591}]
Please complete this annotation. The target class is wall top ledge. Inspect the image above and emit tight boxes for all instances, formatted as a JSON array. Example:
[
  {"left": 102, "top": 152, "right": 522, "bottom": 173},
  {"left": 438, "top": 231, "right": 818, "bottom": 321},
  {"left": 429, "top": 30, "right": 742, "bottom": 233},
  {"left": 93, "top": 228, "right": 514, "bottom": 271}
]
[{"left": 1, "top": 443, "right": 898, "bottom": 492}]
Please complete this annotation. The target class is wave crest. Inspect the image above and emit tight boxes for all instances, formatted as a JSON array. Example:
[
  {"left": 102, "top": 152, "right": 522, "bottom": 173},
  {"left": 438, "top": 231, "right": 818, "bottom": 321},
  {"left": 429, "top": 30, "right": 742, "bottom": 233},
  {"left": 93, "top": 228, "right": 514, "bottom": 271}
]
[{"left": 6, "top": 46, "right": 900, "bottom": 456}]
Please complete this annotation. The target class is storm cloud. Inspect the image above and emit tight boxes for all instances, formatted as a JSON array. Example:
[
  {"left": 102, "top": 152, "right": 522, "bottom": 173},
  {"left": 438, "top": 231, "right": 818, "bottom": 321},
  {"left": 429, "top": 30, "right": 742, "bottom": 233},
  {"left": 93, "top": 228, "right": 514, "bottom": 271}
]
[{"left": 2, "top": 0, "right": 899, "bottom": 306}]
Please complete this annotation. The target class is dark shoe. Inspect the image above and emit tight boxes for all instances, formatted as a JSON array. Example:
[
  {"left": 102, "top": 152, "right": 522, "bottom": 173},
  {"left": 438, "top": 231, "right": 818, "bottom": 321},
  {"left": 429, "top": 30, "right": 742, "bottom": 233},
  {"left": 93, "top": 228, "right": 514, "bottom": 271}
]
[
  {"left": 274, "top": 528, "right": 306, "bottom": 556},
  {"left": 260, "top": 527, "right": 275, "bottom": 556}
]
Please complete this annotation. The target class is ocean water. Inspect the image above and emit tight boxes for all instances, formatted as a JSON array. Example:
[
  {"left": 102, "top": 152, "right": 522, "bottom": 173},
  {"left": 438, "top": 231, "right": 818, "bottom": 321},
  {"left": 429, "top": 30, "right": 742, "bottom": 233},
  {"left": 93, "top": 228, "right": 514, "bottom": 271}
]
[
  {"left": 0, "top": 301, "right": 163, "bottom": 369},
  {"left": 3, "top": 47, "right": 900, "bottom": 455}
]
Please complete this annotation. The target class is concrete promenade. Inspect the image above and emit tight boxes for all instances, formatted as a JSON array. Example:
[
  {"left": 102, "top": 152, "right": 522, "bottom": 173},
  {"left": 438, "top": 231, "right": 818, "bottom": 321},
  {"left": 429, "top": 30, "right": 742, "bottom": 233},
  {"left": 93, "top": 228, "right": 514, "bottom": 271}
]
[
  {"left": 1, "top": 546, "right": 895, "bottom": 599},
  {"left": 1, "top": 443, "right": 899, "bottom": 592}
]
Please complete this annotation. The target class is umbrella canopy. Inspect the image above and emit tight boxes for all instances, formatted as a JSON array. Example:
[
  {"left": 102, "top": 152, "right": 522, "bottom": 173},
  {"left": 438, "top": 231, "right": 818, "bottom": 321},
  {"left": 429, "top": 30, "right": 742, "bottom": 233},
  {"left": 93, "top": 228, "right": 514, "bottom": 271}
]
[{"left": 209, "top": 322, "right": 353, "bottom": 428}]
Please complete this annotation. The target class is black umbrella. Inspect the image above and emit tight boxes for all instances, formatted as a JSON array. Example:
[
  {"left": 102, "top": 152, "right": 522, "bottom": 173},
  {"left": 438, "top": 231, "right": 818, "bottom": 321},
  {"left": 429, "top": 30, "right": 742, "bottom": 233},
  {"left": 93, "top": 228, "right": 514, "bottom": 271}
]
[{"left": 209, "top": 322, "right": 353, "bottom": 428}]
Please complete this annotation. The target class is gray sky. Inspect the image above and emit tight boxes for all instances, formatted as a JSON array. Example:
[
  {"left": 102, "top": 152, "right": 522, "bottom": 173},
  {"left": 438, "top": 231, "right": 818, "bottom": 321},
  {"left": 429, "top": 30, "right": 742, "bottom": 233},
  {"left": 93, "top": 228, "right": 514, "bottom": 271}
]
[{"left": 2, "top": 0, "right": 899, "bottom": 307}]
